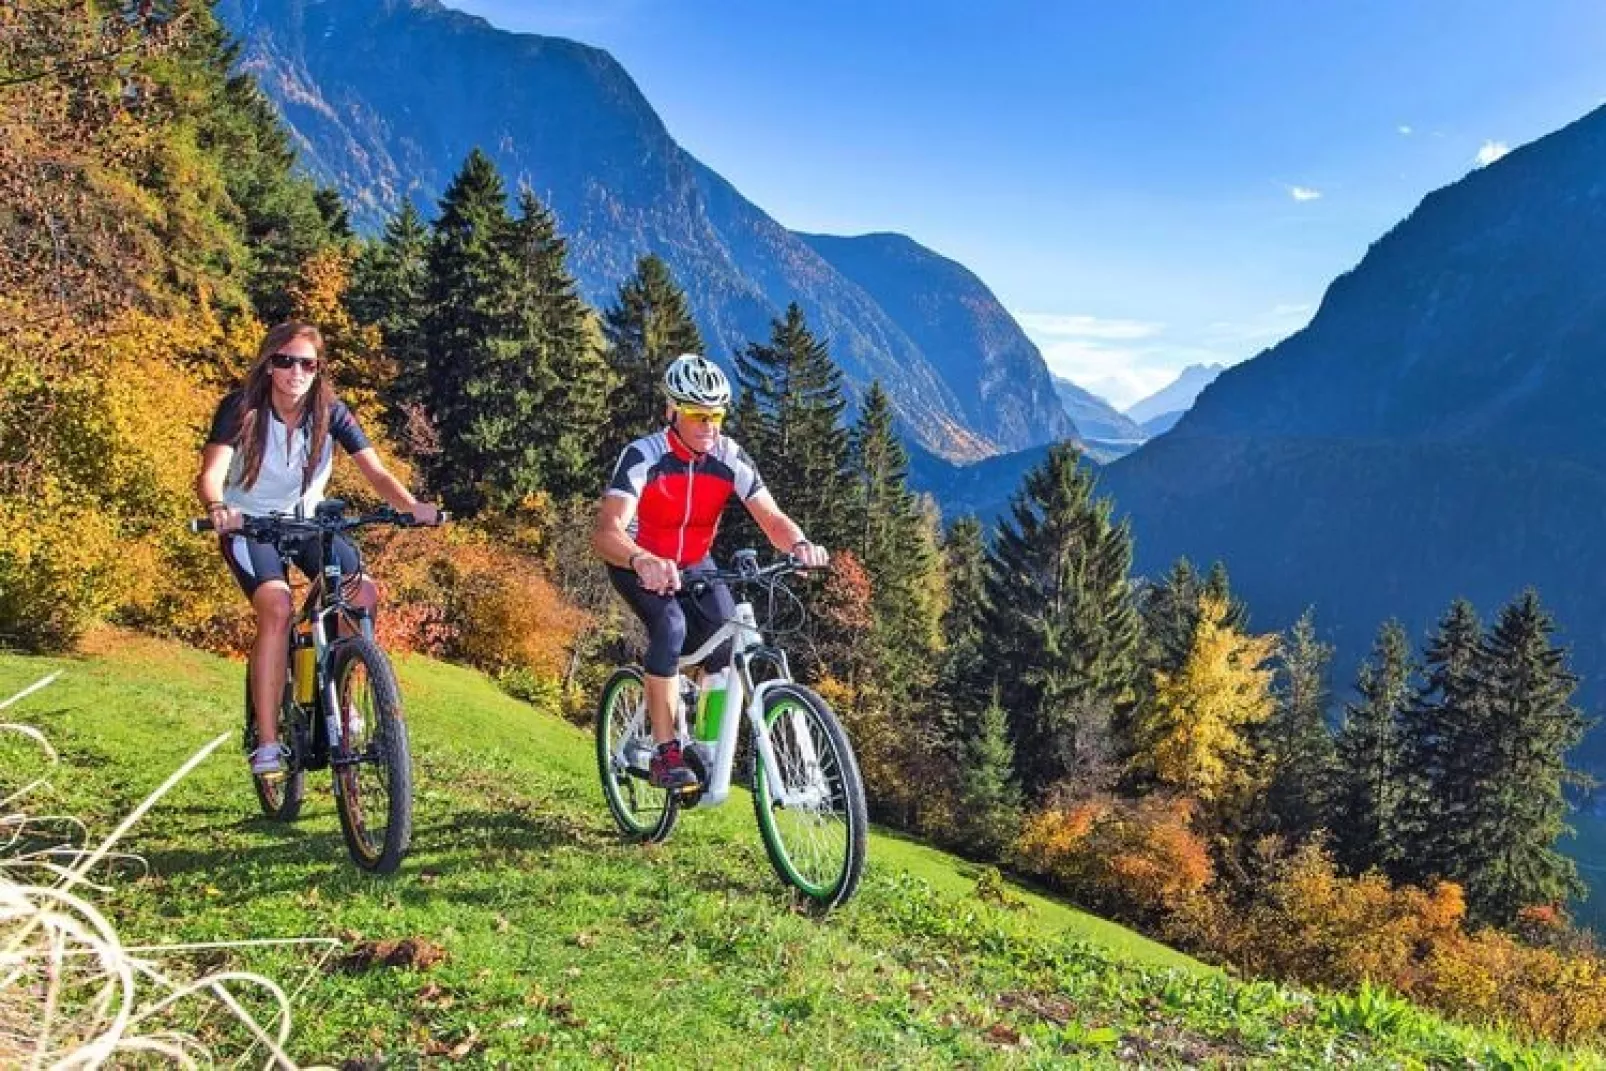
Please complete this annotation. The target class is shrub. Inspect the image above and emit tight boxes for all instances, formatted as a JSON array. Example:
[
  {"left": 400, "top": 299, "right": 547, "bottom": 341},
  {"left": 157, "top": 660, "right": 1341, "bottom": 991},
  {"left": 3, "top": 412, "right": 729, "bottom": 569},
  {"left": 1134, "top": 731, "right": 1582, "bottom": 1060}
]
[{"left": 1012, "top": 794, "right": 1214, "bottom": 923}]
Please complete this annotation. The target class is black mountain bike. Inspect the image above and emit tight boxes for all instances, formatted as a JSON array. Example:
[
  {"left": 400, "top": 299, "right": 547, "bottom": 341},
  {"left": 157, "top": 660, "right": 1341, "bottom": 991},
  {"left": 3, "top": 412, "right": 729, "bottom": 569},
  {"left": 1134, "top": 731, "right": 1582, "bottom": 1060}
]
[{"left": 191, "top": 500, "right": 440, "bottom": 874}]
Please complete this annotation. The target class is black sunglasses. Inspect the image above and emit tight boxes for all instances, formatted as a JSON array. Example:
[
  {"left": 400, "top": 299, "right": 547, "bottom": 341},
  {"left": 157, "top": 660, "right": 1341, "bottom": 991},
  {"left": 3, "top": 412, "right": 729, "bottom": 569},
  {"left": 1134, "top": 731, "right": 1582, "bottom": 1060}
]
[{"left": 270, "top": 353, "right": 320, "bottom": 372}]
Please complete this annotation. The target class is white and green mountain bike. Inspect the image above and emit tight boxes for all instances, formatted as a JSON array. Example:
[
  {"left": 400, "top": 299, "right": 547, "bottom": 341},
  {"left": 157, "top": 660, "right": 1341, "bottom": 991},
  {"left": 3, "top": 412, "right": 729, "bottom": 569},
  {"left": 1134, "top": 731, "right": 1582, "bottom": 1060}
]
[{"left": 595, "top": 549, "right": 868, "bottom": 908}]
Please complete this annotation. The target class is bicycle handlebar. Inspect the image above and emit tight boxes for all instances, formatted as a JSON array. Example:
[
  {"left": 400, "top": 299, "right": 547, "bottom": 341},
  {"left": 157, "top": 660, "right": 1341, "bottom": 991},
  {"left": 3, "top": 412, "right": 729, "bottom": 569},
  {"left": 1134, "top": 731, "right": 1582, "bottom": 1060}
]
[
  {"left": 188, "top": 505, "right": 450, "bottom": 538},
  {"left": 684, "top": 553, "right": 829, "bottom": 594}
]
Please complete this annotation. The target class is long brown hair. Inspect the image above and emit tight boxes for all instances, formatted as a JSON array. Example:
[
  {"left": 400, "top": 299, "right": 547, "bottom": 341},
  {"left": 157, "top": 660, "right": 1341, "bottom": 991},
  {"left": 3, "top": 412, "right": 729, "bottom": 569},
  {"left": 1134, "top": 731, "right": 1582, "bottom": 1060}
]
[{"left": 234, "top": 322, "right": 333, "bottom": 491}]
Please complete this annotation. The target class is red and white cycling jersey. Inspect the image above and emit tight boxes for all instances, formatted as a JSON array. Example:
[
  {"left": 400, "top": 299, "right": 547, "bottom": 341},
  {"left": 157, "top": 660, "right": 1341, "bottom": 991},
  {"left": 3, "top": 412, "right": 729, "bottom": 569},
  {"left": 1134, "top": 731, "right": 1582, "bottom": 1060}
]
[{"left": 605, "top": 428, "right": 765, "bottom": 566}]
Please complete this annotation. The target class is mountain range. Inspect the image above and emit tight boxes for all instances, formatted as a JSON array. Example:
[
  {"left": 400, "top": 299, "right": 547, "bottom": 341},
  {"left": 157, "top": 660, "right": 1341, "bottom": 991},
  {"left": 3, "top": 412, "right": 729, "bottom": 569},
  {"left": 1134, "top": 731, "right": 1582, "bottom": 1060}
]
[
  {"left": 1100, "top": 105, "right": 1606, "bottom": 768},
  {"left": 215, "top": 0, "right": 1076, "bottom": 460}
]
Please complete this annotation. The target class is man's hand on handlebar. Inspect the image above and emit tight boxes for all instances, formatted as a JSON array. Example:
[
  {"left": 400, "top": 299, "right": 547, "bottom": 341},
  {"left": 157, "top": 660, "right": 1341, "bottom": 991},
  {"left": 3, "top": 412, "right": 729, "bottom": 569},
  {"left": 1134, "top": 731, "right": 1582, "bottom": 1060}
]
[
  {"left": 792, "top": 540, "right": 830, "bottom": 571},
  {"left": 633, "top": 552, "right": 681, "bottom": 596}
]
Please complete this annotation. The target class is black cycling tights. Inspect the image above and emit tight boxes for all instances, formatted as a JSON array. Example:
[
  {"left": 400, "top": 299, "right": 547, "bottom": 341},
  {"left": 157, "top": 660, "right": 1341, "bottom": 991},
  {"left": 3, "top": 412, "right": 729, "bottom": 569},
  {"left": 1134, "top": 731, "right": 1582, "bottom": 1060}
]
[{"left": 607, "top": 558, "right": 735, "bottom": 678}]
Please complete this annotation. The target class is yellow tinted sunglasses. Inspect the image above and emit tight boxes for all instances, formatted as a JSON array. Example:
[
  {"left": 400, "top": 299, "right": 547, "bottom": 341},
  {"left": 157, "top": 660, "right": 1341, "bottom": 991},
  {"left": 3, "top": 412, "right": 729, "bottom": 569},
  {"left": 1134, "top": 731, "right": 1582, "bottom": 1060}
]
[{"left": 675, "top": 406, "right": 726, "bottom": 426}]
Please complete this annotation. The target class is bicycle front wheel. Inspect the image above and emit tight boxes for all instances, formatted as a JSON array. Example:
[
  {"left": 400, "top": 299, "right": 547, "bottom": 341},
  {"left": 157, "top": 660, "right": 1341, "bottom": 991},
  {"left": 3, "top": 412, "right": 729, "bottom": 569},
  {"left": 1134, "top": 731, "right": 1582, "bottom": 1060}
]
[
  {"left": 330, "top": 637, "right": 413, "bottom": 875},
  {"left": 244, "top": 660, "right": 304, "bottom": 822},
  {"left": 596, "top": 666, "right": 678, "bottom": 843},
  {"left": 751, "top": 684, "right": 867, "bottom": 908}
]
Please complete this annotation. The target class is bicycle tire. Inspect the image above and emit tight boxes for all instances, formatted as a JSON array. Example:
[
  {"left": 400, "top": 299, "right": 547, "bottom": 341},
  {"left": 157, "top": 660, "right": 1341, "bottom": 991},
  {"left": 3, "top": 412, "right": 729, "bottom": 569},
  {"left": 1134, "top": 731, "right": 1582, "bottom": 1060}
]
[
  {"left": 329, "top": 637, "right": 413, "bottom": 874},
  {"left": 595, "top": 666, "right": 679, "bottom": 843},
  {"left": 244, "top": 659, "right": 305, "bottom": 822},
  {"left": 751, "top": 683, "right": 867, "bottom": 908}
]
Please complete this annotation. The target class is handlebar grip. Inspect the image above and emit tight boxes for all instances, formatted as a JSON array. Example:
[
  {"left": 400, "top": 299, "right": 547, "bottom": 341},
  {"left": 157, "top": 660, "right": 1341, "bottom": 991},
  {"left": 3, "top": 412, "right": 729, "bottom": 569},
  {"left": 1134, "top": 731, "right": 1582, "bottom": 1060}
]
[{"left": 189, "top": 517, "right": 215, "bottom": 534}]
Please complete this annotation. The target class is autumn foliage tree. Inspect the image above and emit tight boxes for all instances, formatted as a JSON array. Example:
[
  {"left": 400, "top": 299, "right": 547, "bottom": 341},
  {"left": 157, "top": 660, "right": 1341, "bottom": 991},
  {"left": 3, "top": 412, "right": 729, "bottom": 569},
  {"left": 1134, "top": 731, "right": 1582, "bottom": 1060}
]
[{"left": 1127, "top": 594, "right": 1278, "bottom": 817}]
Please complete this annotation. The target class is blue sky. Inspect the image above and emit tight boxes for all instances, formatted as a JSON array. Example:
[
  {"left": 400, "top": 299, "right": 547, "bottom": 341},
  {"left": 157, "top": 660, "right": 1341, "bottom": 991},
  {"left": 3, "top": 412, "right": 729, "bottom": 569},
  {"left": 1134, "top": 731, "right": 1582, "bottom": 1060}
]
[{"left": 453, "top": 1, "right": 1606, "bottom": 408}]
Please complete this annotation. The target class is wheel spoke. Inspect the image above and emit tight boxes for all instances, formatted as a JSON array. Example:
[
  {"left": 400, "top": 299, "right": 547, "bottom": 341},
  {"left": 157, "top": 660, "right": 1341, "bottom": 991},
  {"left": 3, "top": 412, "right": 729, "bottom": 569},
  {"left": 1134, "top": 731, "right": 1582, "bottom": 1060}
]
[{"left": 762, "top": 699, "right": 850, "bottom": 893}]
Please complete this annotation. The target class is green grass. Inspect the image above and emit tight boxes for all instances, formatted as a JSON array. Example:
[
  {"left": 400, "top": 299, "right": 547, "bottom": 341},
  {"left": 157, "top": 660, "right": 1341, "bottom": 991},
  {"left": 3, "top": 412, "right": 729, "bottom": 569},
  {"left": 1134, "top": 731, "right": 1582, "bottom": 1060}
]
[{"left": 3, "top": 632, "right": 1599, "bottom": 1068}]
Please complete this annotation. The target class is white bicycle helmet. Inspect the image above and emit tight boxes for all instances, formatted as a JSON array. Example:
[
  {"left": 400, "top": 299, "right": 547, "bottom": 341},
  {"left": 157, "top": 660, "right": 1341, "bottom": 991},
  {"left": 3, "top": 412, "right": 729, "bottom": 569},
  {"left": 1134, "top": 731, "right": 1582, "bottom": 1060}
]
[{"left": 663, "top": 353, "right": 732, "bottom": 408}]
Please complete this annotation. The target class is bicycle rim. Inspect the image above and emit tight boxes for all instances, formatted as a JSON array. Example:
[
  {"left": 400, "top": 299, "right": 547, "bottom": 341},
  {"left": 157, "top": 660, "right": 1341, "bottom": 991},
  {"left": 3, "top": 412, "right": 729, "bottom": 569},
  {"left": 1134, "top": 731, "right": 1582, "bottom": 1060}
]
[
  {"left": 753, "top": 686, "right": 865, "bottom": 905},
  {"left": 332, "top": 639, "right": 412, "bottom": 874}
]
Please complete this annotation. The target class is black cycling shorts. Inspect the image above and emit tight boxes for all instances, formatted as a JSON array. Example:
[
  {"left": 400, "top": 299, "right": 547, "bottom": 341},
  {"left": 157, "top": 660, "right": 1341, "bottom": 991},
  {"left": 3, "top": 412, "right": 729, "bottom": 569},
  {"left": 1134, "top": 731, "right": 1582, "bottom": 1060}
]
[
  {"left": 608, "top": 558, "right": 736, "bottom": 678},
  {"left": 219, "top": 531, "right": 362, "bottom": 598}
]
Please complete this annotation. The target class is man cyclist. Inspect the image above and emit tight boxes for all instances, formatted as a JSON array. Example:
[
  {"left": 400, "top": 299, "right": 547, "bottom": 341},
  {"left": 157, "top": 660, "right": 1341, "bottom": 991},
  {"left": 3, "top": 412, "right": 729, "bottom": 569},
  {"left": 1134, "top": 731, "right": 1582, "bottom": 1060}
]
[{"left": 592, "top": 354, "right": 829, "bottom": 791}]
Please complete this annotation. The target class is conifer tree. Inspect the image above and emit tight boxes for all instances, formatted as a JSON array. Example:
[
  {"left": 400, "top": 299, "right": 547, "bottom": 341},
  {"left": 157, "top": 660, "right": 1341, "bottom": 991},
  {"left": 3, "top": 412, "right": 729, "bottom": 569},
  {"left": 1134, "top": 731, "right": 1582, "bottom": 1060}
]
[
  {"left": 728, "top": 303, "right": 850, "bottom": 550},
  {"left": 1203, "top": 560, "right": 1250, "bottom": 631},
  {"left": 188, "top": 25, "right": 339, "bottom": 322},
  {"left": 954, "top": 691, "right": 1024, "bottom": 861},
  {"left": 603, "top": 254, "right": 704, "bottom": 441},
  {"left": 350, "top": 201, "right": 431, "bottom": 413},
  {"left": 1332, "top": 620, "right": 1414, "bottom": 874},
  {"left": 1458, "top": 590, "right": 1588, "bottom": 925},
  {"left": 981, "top": 443, "right": 1140, "bottom": 800},
  {"left": 1128, "top": 594, "right": 1278, "bottom": 811},
  {"left": 419, "top": 149, "right": 520, "bottom": 513},
  {"left": 938, "top": 514, "right": 991, "bottom": 738},
  {"left": 1260, "top": 608, "right": 1339, "bottom": 841},
  {"left": 847, "top": 382, "right": 942, "bottom": 696},
  {"left": 505, "top": 188, "right": 611, "bottom": 502},
  {"left": 1394, "top": 598, "right": 1484, "bottom": 886},
  {"left": 1139, "top": 558, "right": 1203, "bottom": 678}
]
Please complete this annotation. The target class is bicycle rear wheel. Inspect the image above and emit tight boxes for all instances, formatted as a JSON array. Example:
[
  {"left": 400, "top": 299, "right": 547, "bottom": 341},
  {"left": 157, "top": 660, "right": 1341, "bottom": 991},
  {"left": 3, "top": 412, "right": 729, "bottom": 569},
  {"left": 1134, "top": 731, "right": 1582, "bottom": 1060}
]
[
  {"left": 244, "top": 659, "right": 304, "bottom": 821},
  {"left": 751, "top": 684, "right": 867, "bottom": 908},
  {"left": 330, "top": 637, "right": 413, "bottom": 874},
  {"left": 596, "top": 666, "right": 678, "bottom": 843}
]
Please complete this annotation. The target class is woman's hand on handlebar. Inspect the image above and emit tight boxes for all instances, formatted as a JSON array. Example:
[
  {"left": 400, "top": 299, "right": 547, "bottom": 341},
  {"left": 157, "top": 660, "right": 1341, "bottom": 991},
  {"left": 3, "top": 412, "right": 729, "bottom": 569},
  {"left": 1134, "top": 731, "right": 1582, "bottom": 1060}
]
[
  {"left": 634, "top": 552, "right": 681, "bottom": 596},
  {"left": 211, "top": 506, "right": 245, "bottom": 534},
  {"left": 407, "top": 501, "right": 443, "bottom": 526}
]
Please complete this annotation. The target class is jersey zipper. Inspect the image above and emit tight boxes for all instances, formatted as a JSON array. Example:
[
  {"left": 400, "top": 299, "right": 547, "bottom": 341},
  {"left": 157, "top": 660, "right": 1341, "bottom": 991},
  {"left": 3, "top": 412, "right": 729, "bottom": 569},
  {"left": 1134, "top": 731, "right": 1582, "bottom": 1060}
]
[{"left": 677, "top": 453, "right": 695, "bottom": 564}]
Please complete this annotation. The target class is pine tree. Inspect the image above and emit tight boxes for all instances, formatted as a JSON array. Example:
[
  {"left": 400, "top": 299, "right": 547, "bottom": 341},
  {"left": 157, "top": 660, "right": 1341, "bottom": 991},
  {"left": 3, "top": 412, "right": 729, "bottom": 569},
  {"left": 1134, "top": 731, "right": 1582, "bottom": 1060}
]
[
  {"left": 1203, "top": 560, "right": 1249, "bottom": 631},
  {"left": 350, "top": 201, "right": 431, "bottom": 413},
  {"left": 188, "top": 27, "right": 340, "bottom": 322},
  {"left": 938, "top": 514, "right": 990, "bottom": 739},
  {"left": 1128, "top": 594, "right": 1278, "bottom": 811},
  {"left": 1261, "top": 608, "right": 1339, "bottom": 841},
  {"left": 505, "top": 188, "right": 611, "bottom": 502},
  {"left": 1458, "top": 590, "right": 1589, "bottom": 925},
  {"left": 1139, "top": 559, "right": 1203, "bottom": 676},
  {"left": 1394, "top": 598, "right": 1484, "bottom": 886},
  {"left": 1332, "top": 620, "right": 1414, "bottom": 874},
  {"left": 847, "top": 383, "right": 942, "bottom": 693},
  {"left": 981, "top": 443, "right": 1141, "bottom": 800},
  {"left": 728, "top": 303, "right": 851, "bottom": 550},
  {"left": 419, "top": 149, "right": 520, "bottom": 514},
  {"left": 954, "top": 692, "right": 1024, "bottom": 861},
  {"left": 603, "top": 254, "right": 704, "bottom": 441}
]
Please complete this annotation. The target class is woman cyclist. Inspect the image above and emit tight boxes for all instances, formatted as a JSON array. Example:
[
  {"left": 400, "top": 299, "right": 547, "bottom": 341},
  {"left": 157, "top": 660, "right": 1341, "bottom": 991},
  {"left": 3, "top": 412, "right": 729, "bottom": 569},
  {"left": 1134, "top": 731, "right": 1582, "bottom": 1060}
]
[
  {"left": 195, "top": 322, "right": 439, "bottom": 779},
  {"left": 591, "top": 354, "right": 829, "bottom": 791}
]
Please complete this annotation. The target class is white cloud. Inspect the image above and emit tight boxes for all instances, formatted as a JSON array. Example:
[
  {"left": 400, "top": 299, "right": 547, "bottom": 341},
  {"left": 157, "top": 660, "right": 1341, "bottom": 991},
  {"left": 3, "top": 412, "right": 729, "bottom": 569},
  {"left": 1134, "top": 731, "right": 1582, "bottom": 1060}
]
[
  {"left": 1013, "top": 313, "right": 1163, "bottom": 341},
  {"left": 1397, "top": 124, "right": 1413, "bottom": 136},
  {"left": 1474, "top": 140, "right": 1510, "bottom": 167},
  {"left": 1288, "top": 185, "right": 1322, "bottom": 202}
]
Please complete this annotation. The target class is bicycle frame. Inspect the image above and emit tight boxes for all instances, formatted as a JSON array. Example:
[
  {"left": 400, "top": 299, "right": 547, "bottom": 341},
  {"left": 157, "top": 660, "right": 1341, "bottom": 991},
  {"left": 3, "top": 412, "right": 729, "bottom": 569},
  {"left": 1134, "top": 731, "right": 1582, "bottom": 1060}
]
[{"left": 614, "top": 592, "right": 824, "bottom": 809}]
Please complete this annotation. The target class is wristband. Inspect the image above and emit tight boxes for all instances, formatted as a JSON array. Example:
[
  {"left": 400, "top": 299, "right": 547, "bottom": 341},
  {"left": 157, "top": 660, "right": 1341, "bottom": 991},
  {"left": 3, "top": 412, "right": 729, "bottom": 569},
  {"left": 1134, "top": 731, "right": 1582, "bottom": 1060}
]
[
  {"left": 207, "top": 502, "right": 228, "bottom": 514},
  {"left": 791, "top": 539, "right": 812, "bottom": 553},
  {"left": 627, "top": 550, "right": 645, "bottom": 569}
]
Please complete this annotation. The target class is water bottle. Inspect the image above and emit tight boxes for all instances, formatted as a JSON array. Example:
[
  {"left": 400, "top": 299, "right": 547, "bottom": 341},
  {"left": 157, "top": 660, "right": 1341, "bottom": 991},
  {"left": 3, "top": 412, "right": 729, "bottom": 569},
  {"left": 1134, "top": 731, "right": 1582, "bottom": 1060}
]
[
  {"left": 694, "top": 668, "right": 730, "bottom": 744},
  {"left": 292, "top": 630, "right": 316, "bottom": 705}
]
